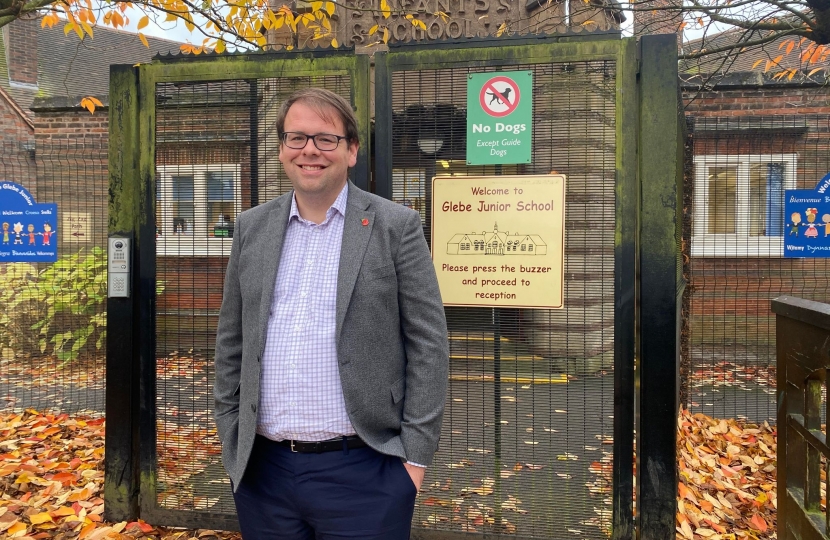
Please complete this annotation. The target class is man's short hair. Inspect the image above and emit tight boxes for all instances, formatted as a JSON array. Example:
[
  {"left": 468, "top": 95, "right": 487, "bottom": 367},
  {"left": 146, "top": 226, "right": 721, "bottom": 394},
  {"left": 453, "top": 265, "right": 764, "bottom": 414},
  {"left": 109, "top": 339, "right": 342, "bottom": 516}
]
[{"left": 276, "top": 88, "right": 360, "bottom": 147}]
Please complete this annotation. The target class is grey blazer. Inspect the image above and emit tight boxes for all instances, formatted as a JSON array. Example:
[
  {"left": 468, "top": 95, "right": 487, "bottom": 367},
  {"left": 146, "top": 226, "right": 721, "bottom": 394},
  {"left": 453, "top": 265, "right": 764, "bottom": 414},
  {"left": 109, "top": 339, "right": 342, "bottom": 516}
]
[{"left": 213, "top": 182, "right": 449, "bottom": 489}]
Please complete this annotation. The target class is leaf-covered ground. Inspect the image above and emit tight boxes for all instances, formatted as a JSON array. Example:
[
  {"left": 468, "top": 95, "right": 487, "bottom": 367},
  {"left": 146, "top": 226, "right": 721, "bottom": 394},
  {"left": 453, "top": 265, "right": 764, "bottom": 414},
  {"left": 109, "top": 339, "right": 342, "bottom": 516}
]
[
  {"left": 676, "top": 409, "right": 778, "bottom": 539},
  {"left": 0, "top": 409, "right": 779, "bottom": 539},
  {"left": 0, "top": 410, "right": 240, "bottom": 540}
]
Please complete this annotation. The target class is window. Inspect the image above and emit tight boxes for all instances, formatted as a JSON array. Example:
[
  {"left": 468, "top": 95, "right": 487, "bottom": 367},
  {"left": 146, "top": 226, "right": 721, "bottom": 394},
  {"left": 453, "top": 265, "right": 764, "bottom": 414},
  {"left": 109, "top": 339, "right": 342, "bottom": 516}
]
[
  {"left": 693, "top": 154, "right": 796, "bottom": 257},
  {"left": 156, "top": 164, "right": 241, "bottom": 255}
]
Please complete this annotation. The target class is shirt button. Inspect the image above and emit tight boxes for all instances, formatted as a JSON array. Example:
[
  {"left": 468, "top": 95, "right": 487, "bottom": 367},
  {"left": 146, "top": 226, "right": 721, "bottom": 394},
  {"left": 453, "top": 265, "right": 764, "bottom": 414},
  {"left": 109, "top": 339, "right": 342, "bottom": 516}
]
[
  {"left": 290, "top": 401, "right": 297, "bottom": 407},
  {"left": 300, "top": 291, "right": 308, "bottom": 298},
  {"left": 295, "top": 325, "right": 302, "bottom": 331}
]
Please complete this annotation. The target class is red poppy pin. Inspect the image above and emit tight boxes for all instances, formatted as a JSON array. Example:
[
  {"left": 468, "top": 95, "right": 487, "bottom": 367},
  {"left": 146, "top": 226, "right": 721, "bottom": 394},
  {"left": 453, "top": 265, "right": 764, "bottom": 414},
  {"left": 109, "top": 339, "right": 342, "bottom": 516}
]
[{"left": 361, "top": 218, "right": 369, "bottom": 226}]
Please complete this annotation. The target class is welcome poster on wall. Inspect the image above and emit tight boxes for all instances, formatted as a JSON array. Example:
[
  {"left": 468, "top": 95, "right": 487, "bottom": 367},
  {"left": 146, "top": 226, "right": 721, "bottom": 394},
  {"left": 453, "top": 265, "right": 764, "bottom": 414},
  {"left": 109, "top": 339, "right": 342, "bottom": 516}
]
[{"left": 0, "top": 181, "right": 58, "bottom": 263}]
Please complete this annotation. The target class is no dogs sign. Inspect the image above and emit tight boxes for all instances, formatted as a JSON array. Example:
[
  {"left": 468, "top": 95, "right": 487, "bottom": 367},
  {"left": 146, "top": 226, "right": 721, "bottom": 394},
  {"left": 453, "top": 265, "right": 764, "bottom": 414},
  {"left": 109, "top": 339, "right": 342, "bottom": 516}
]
[{"left": 467, "top": 71, "right": 533, "bottom": 165}]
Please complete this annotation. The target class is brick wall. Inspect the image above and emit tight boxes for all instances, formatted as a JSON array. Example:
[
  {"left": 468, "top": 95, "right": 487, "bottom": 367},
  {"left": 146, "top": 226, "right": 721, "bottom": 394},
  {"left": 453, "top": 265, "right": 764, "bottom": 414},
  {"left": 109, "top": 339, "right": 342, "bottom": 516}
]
[
  {"left": 30, "top": 98, "right": 109, "bottom": 254},
  {"left": 0, "top": 93, "right": 35, "bottom": 189},
  {"left": 682, "top": 78, "right": 830, "bottom": 369},
  {"left": 4, "top": 18, "right": 38, "bottom": 87}
]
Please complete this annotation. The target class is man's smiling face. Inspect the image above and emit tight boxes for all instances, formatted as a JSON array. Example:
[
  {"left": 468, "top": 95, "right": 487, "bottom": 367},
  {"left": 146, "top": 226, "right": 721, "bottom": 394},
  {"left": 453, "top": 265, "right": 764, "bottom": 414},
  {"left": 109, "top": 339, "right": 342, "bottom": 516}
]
[{"left": 278, "top": 101, "right": 358, "bottom": 203}]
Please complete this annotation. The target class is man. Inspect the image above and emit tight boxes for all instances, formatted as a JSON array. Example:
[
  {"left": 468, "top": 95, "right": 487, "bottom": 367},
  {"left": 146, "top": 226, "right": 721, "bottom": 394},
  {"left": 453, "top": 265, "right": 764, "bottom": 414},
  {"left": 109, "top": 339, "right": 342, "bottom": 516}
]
[{"left": 213, "top": 87, "right": 449, "bottom": 539}]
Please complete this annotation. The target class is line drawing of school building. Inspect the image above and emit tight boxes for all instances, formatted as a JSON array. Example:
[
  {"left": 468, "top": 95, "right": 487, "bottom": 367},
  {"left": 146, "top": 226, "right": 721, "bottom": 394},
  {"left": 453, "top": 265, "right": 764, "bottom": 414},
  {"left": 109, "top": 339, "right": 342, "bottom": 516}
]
[{"left": 446, "top": 222, "right": 547, "bottom": 255}]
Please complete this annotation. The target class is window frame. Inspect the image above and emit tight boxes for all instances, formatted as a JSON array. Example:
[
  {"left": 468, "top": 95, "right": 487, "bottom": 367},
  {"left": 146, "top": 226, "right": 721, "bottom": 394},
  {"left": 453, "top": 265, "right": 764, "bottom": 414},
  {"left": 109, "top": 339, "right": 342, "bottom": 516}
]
[
  {"left": 693, "top": 153, "right": 797, "bottom": 257},
  {"left": 156, "top": 164, "right": 242, "bottom": 256}
]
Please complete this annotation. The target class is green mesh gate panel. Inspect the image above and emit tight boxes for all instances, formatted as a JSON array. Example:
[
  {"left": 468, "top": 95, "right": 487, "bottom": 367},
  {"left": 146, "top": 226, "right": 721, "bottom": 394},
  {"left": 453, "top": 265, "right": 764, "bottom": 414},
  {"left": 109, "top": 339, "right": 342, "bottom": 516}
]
[
  {"left": 685, "top": 114, "right": 830, "bottom": 425},
  {"left": 0, "top": 140, "right": 108, "bottom": 415},
  {"left": 386, "top": 59, "right": 618, "bottom": 538},
  {"left": 153, "top": 74, "right": 351, "bottom": 516},
  {"left": 132, "top": 53, "right": 369, "bottom": 527}
]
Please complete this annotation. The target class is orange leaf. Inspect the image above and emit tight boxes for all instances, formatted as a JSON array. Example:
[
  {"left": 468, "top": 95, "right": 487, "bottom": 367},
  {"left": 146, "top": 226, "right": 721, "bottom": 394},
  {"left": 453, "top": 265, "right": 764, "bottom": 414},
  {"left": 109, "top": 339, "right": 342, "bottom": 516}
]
[
  {"left": 786, "top": 40, "right": 794, "bottom": 55},
  {"left": 7, "top": 521, "right": 26, "bottom": 535},
  {"left": 750, "top": 513, "right": 768, "bottom": 532},
  {"left": 137, "top": 15, "right": 149, "bottom": 30},
  {"left": 77, "top": 522, "right": 96, "bottom": 539},
  {"left": 50, "top": 506, "right": 76, "bottom": 518},
  {"left": 808, "top": 67, "right": 825, "bottom": 76},
  {"left": 138, "top": 32, "right": 149, "bottom": 48}
]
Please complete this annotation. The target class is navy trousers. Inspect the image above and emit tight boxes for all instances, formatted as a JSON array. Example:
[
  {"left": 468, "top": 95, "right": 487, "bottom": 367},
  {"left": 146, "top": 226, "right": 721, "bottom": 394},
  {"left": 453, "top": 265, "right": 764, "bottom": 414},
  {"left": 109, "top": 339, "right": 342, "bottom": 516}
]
[{"left": 232, "top": 435, "right": 417, "bottom": 539}]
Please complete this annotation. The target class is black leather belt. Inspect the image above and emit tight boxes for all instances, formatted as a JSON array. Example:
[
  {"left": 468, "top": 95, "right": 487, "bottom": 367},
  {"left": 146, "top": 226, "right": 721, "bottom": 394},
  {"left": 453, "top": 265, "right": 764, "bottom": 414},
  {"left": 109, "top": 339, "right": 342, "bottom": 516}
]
[{"left": 270, "top": 435, "right": 366, "bottom": 453}]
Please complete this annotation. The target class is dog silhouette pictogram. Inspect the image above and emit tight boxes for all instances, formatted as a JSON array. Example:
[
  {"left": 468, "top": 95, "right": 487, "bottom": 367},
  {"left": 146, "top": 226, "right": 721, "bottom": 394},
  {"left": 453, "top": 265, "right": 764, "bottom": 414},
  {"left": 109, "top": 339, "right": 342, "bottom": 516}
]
[{"left": 487, "top": 87, "right": 512, "bottom": 106}]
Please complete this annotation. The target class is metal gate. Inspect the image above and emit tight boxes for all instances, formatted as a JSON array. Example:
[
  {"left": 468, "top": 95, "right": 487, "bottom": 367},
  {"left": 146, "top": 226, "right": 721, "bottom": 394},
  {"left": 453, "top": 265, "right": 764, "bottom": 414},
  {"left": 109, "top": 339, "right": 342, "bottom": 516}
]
[{"left": 105, "top": 34, "right": 683, "bottom": 539}]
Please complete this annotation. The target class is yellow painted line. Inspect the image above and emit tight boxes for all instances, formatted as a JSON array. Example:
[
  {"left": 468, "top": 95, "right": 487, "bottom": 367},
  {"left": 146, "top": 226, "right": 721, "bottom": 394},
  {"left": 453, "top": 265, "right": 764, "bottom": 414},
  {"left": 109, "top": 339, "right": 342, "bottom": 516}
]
[
  {"left": 448, "top": 335, "right": 512, "bottom": 342},
  {"left": 450, "top": 355, "right": 544, "bottom": 361},
  {"left": 449, "top": 374, "right": 569, "bottom": 384}
]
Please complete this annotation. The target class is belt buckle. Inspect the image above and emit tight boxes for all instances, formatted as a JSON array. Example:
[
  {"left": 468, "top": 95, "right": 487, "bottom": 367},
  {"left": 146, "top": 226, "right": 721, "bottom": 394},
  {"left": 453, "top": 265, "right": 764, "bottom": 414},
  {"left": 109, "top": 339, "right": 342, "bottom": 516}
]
[{"left": 290, "top": 440, "right": 297, "bottom": 453}]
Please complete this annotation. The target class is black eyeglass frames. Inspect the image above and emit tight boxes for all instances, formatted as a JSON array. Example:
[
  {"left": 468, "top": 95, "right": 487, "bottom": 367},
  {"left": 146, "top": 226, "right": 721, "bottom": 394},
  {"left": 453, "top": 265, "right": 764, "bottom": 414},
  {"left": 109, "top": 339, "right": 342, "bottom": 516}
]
[{"left": 280, "top": 132, "right": 348, "bottom": 151}]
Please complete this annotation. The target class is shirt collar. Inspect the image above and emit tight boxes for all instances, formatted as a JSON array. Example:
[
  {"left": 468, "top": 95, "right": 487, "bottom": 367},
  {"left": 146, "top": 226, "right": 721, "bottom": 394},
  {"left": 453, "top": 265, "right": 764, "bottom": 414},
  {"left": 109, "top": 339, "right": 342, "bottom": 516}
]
[{"left": 288, "top": 182, "right": 349, "bottom": 225}]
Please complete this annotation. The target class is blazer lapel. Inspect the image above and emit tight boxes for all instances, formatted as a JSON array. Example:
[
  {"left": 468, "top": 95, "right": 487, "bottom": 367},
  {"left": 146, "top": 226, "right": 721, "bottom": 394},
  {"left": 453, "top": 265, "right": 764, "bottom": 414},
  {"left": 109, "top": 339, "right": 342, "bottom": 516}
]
[
  {"left": 257, "top": 195, "right": 292, "bottom": 353},
  {"left": 336, "top": 184, "right": 374, "bottom": 344}
]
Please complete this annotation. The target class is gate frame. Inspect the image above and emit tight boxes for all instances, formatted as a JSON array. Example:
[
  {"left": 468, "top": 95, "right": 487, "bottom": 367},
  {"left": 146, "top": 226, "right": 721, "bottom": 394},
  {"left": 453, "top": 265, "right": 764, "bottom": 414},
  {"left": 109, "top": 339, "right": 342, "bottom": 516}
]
[
  {"left": 106, "top": 48, "right": 371, "bottom": 528},
  {"left": 106, "top": 35, "right": 683, "bottom": 539},
  {"left": 374, "top": 33, "right": 682, "bottom": 539}
]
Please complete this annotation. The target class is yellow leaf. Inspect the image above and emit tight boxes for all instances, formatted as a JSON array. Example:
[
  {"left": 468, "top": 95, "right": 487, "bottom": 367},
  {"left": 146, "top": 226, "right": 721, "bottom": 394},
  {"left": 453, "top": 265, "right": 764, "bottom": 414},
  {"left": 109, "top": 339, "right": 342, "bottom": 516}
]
[
  {"left": 381, "top": 0, "right": 391, "bottom": 18},
  {"left": 325, "top": 1, "right": 335, "bottom": 16},
  {"left": 580, "top": 19, "right": 595, "bottom": 26},
  {"left": 29, "top": 512, "right": 53, "bottom": 525},
  {"left": 80, "top": 98, "right": 94, "bottom": 114},
  {"left": 496, "top": 21, "right": 506, "bottom": 36},
  {"left": 64, "top": 22, "right": 74, "bottom": 36},
  {"left": 311, "top": 1, "right": 323, "bottom": 12},
  {"left": 137, "top": 15, "right": 149, "bottom": 30},
  {"left": 322, "top": 17, "right": 331, "bottom": 31},
  {"left": 80, "top": 20, "right": 94, "bottom": 37},
  {"left": 165, "top": 12, "right": 178, "bottom": 22},
  {"left": 8, "top": 521, "right": 26, "bottom": 536},
  {"left": 185, "top": 19, "right": 195, "bottom": 32},
  {"left": 214, "top": 40, "right": 226, "bottom": 53},
  {"left": 808, "top": 67, "right": 825, "bottom": 76},
  {"left": 369, "top": 24, "right": 378, "bottom": 35},
  {"left": 788, "top": 69, "right": 796, "bottom": 80},
  {"left": 138, "top": 32, "right": 149, "bottom": 47},
  {"left": 382, "top": 27, "right": 389, "bottom": 43},
  {"left": 751, "top": 59, "right": 763, "bottom": 70},
  {"left": 331, "top": 37, "right": 338, "bottom": 47}
]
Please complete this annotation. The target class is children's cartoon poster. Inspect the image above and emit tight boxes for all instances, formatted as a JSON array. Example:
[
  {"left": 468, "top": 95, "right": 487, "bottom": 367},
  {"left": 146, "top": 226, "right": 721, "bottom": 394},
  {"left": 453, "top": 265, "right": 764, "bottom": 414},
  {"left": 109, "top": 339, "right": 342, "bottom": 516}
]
[
  {"left": 784, "top": 172, "right": 830, "bottom": 258},
  {"left": 0, "top": 181, "right": 58, "bottom": 262}
]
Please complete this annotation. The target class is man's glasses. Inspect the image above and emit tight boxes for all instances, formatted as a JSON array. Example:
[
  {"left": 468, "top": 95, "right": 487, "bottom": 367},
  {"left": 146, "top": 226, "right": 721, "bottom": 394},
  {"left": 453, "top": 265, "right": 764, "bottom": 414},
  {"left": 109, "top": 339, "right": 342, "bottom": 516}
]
[{"left": 280, "top": 132, "right": 348, "bottom": 151}]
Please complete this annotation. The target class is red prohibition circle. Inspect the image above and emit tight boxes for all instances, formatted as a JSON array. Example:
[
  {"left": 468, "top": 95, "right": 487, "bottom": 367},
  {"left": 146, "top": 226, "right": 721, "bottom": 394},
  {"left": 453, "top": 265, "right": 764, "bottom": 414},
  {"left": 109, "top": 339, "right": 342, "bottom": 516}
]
[{"left": 479, "top": 76, "right": 521, "bottom": 118}]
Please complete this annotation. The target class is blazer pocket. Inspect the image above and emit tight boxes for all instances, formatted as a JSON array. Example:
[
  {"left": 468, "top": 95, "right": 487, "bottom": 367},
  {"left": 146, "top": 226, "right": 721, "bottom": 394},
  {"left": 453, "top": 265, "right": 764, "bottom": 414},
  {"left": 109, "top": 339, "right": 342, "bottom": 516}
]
[
  {"left": 232, "top": 383, "right": 241, "bottom": 396},
  {"left": 391, "top": 377, "right": 406, "bottom": 404},
  {"left": 362, "top": 263, "right": 396, "bottom": 282}
]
